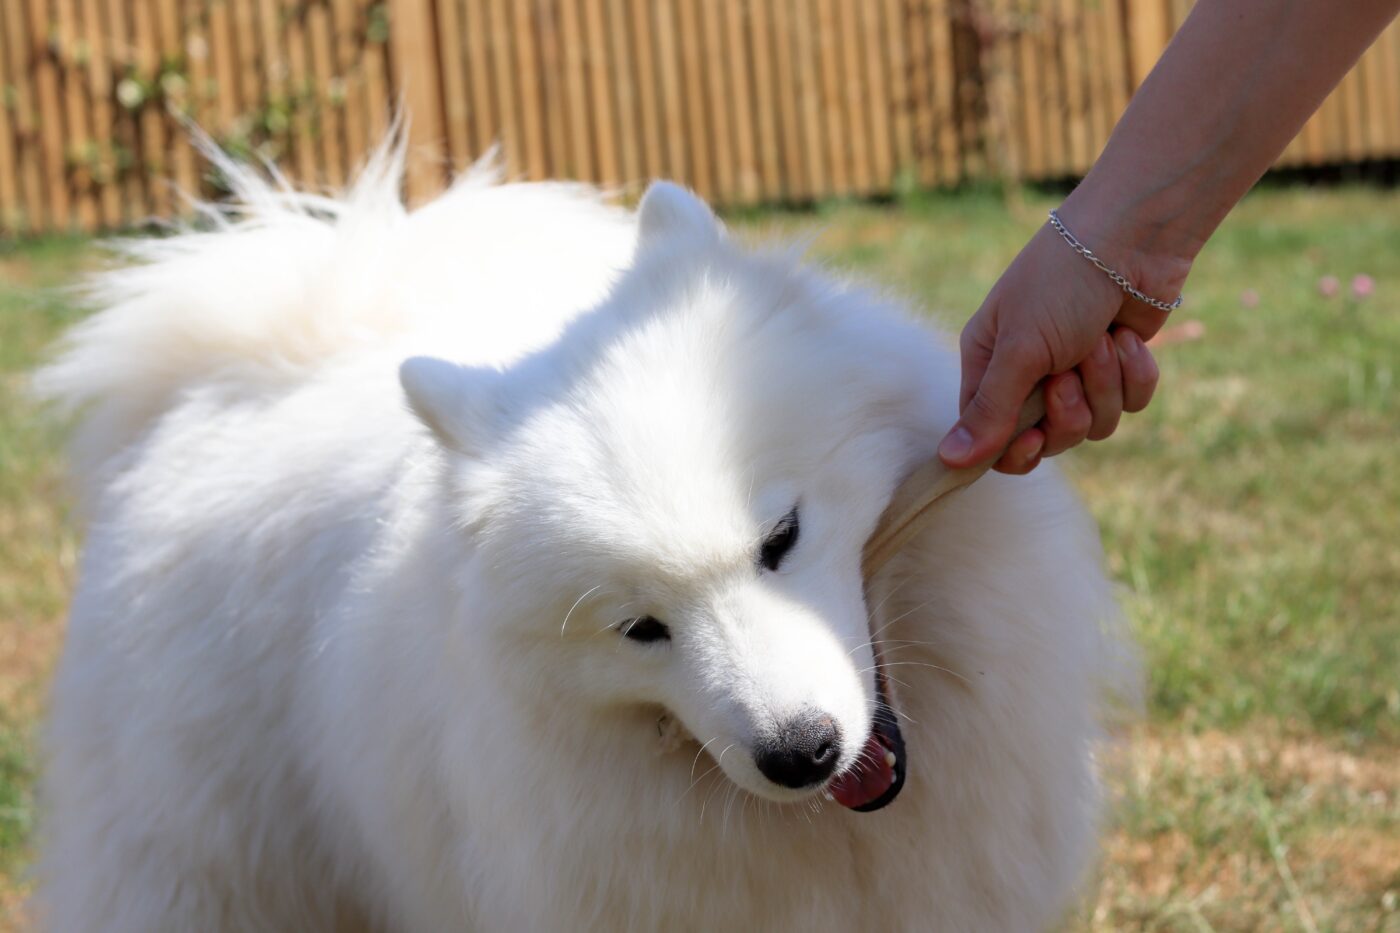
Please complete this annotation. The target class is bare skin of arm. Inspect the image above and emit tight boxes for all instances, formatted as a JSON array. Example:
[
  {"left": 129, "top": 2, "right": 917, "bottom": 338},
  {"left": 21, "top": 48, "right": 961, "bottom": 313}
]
[{"left": 938, "top": 0, "right": 1400, "bottom": 474}]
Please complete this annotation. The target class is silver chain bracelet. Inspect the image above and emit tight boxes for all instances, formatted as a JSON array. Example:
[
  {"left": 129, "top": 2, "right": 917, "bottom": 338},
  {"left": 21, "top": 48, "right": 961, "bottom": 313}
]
[{"left": 1047, "top": 209, "right": 1183, "bottom": 313}]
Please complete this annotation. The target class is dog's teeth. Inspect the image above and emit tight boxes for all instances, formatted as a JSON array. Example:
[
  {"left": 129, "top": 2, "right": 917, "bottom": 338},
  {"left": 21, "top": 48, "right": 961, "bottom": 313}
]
[
  {"left": 823, "top": 791, "right": 834, "bottom": 801},
  {"left": 884, "top": 750, "right": 897, "bottom": 768}
]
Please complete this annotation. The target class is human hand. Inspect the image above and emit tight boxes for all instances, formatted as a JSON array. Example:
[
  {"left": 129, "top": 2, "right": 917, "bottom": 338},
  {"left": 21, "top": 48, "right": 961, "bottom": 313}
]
[{"left": 937, "top": 210, "right": 1187, "bottom": 474}]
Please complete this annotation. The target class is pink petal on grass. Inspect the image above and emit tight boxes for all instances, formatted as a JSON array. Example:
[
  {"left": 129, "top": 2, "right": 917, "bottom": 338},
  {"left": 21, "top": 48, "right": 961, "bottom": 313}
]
[
  {"left": 1240, "top": 288, "right": 1260, "bottom": 308},
  {"left": 1147, "top": 320, "right": 1206, "bottom": 348},
  {"left": 1318, "top": 275, "right": 1340, "bottom": 298},
  {"left": 1351, "top": 274, "right": 1374, "bottom": 299}
]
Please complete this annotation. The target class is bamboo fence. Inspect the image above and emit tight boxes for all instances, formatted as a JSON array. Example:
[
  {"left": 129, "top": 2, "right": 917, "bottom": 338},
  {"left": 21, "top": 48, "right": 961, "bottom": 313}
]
[{"left": 0, "top": 0, "right": 1397, "bottom": 234}]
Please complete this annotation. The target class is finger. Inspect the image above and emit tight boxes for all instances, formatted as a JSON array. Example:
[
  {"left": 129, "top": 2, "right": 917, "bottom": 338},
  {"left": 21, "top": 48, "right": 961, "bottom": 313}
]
[
  {"left": 1078, "top": 333, "right": 1123, "bottom": 441},
  {"left": 1115, "top": 328, "right": 1160, "bottom": 412},
  {"left": 957, "top": 320, "right": 994, "bottom": 414},
  {"left": 939, "top": 338, "right": 1044, "bottom": 468},
  {"left": 993, "top": 427, "right": 1045, "bottom": 475},
  {"left": 1040, "top": 371, "right": 1093, "bottom": 458}
]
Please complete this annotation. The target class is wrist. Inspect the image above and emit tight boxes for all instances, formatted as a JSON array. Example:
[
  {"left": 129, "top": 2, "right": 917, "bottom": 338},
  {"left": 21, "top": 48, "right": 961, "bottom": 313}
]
[{"left": 1058, "top": 167, "right": 1201, "bottom": 305}]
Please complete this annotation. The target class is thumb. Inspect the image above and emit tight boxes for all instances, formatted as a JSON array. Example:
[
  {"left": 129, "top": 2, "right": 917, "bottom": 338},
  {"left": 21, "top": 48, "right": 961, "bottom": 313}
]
[{"left": 938, "top": 341, "right": 1041, "bottom": 468}]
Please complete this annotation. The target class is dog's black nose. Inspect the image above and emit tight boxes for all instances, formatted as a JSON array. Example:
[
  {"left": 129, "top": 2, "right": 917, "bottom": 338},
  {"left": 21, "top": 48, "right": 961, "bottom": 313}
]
[{"left": 755, "top": 711, "right": 841, "bottom": 789}]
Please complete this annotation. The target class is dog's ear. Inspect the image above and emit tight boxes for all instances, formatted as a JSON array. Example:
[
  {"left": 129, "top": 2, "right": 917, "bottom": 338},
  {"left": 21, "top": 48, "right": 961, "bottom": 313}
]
[
  {"left": 399, "top": 356, "right": 503, "bottom": 456},
  {"left": 637, "top": 181, "right": 722, "bottom": 245}
]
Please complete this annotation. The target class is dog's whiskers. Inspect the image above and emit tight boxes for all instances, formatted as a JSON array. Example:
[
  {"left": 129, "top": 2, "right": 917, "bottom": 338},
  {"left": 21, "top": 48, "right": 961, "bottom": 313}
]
[
  {"left": 866, "top": 577, "right": 911, "bottom": 622},
  {"left": 560, "top": 585, "right": 602, "bottom": 637},
  {"left": 869, "top": 596, "right": 940, "bottom": 640},
  {"left": 690, "top": 736, "right": 718, "bottom": 779},
  {"left": 878, "top": 659, "right": 973, "bottom": 684},
  {"left": 674, "top": 759, "right": 724, "bottom": 811},
  {"left": 698, "top": 744, "right": 735, "bottom": 824}
]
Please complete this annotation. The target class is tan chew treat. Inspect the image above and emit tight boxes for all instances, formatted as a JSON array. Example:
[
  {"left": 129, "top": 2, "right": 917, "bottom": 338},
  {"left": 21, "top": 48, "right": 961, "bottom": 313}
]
[{"left": 862, "top": 388, "right": 1047, "bottom": 580}]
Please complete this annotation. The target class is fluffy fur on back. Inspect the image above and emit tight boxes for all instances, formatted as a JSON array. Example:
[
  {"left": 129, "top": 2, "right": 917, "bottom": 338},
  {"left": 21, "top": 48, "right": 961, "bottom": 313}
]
[{"left": 36, "top": 148, "right": 1135, "bottom": 932}]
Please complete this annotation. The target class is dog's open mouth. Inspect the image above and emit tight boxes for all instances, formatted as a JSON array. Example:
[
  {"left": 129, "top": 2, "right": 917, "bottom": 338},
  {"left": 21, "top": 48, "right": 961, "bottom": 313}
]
[{"left": 827, "top": 649, "right": 906, "bottom": 811}]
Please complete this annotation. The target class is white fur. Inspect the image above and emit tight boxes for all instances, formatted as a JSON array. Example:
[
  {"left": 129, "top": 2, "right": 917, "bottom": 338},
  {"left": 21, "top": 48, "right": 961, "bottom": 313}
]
[{"left": 35, "top": 152, "right": 1135, "bottom": 932}]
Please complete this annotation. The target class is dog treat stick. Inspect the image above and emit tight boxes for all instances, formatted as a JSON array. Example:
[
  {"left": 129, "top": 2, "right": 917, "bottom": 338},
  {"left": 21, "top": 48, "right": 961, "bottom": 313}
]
[{"left": 862, "top": 388, "right": 1047, "bottom": 579}]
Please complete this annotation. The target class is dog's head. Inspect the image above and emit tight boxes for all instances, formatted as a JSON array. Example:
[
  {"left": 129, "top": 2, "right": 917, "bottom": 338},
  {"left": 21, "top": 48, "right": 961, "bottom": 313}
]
[{"left": 400, "top": 183, "right": 949, "bottom": 809}]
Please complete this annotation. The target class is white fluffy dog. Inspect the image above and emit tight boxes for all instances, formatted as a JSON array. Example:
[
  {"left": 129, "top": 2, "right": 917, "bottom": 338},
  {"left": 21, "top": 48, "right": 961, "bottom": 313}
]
[{"left": 35, "top": 150, "right": 1133, "bottom": 931}]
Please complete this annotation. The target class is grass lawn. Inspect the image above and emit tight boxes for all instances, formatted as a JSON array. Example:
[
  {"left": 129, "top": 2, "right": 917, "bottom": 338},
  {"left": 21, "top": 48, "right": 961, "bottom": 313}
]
[{"left": 1, "top": 184, "right": 1396, "bottom": 930}]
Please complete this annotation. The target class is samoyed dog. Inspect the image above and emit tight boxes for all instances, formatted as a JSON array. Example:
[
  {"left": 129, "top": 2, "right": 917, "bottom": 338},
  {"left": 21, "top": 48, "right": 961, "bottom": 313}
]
[{"left": 35, "top": 149, "right": 1132, "bottom": 931}]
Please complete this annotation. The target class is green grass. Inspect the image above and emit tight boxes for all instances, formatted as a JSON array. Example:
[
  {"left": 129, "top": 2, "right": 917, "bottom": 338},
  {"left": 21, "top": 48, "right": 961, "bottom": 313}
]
[
  {"left": 1, "top": 187, "right": 1397, "bottom": 929},
  {"left": 0, "top": 235, "right": 89, "bottom": 923}
]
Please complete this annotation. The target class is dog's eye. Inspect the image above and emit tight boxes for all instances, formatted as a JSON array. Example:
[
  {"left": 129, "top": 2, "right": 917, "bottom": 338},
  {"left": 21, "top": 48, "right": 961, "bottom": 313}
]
[
  {"left": 619, "top": 616, "right": 670, "bottom": 643},
  {"left": 759, "top": 506, "right": 800, "bottom": 572}
]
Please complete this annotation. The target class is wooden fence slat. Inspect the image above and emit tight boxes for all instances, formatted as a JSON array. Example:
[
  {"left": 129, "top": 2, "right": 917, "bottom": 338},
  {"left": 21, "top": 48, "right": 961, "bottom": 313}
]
[
  {"left": 0, "top": 9, "right": 23, "bottom": 233},
  {"left": 1039, "top": 2, "right": 1070, "bottom": 177},
  {"left": 815, "top": 0, "right": 848, "bottom": 196},
  {"left": 360, "top": 0, "right": 390, "bottom": 144},
  {"left": 56, "top": 0, "right": 86, "bottom": 226},
  {"left": 1101, "top": 0, "right": 1131, "bottom": 132},
  {"left": 233, "top": 0, "right": 261, "bottom": 140},
  {"left": 837, "top": 0, "right": 870, "bottom": 195},
  {"left": 1013, "top": 1, "right": 1045, "bottom": 180},
  {"left": 130, "top": 0, "right": 169, "bottom": 214},
  {"left": 998, "top": 0, "right": 1030, "bottom": 181},
  {"left": 557, "top": 0, "right": 593, "bottom": 179},
  {"left": 1080, "top": 0, "right": 1111, "bottom": 160},
  {"left": 676, "top": 0, "right": 713, "bottom": 196},
  {"left": 485, "top": 0, "right": 514, "bottom": 171},
  {"left": 309, "top": 0, "right": 346, "bottom": 186},
  {"left": 57, "top": 0, "right": 101, "bottom": 230},
  {"left": 488, "top": 0, "right": 525, "bottom": 177},
  {"left": 696, "top": 0, "right": 732, "bottom": 200},
  {"left": 510, "top": 0, "right": 547, "bottom": 179},
  {"left": 745, "top": 0, "right": 781, "bottom": 197},
  {"left": 625, "top": 0, "right": 664, "bottom": 181},
  {"left": 580, "top": 0, "right": 617, "bottom": 186},
  {"left": 462, "top": 0, "right": 494, "bottom": 159},
  {"left": 1058, "top": 0, "right": 1090, "bottom": 173},
  {"left": 152, "top": 0, "right": 195, "bottom": 201},
  {"left": 927, "top": 0, "right": 959, "bottom": 184},
  {"left": 721, "top": 0, "right": 759, "bottom": 203},
  {"left": 28, "top": 0, "right": 73, "bottom": 228},
  {"left": 2, "top": 0, "right": 46, "bottom": 231},
  {"left": 1124, "top": 0, "right": 1168, "bottom": 87},
  {"left": 604, "top": 0, "right": 640, "bottom": 190},
  {"left": 536, "top": 0, "right": 570, "bottom": 177},
  {"left": 1378, "top": 22, "right": 1400, "bottom": 152},
  {"left": 768, "top": 0, "right": 806, "bottom": 200},
  {"left": 389, "top": 0, "right": 446, "bottom": 200},
  {"left": 431, "top": 0, "right": 469, "bottom": 167},
  {"left": 792, "top": 0, "right": 826, "bottom": 198},
  {"left": 860, "top": 0, "right": 892, "bottom": 189},
  {"left": 882, "top": 0, "right": 913, "bottom": 186},
  {"left": 651, "top": 0, "right": 686, "bottom": 183},
  {"left": 280, "top": 0, "right": 318, "bottom": 185},
  {"left": 77, "top": 0, "right": 120, "bottom": 226},
  {"left": 1357, "top": 33, "right": 1386, "bottom": 155},
  {"left": 328, "top": 0, "right": 368, "bottom": 165},
  {"left": 181, "top": 1, "right": 211, "bottom": 148},
  {"left": 208, "top": 0, "right": 241, "bottom": 134}
]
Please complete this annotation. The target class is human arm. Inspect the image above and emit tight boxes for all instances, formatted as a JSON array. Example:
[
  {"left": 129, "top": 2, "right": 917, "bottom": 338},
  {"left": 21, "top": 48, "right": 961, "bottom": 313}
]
[{"left": 938, "top": 0, "right": 1400, "bottom": 473}]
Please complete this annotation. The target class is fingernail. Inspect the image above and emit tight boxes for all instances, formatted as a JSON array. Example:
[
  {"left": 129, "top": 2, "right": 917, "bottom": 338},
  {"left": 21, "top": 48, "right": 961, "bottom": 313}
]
[
  {"left": 1118, "top": 330, "right": 1142, "bottom": 356},
  {"left": 939, "top": 425, "right": 973, "bottom": 462},
  {"left": 1024, "top": 436, "right": 1045, "bottom": 465},
  {"left": 1056, "top": 379, "right": 1081, "bottom": 408}
]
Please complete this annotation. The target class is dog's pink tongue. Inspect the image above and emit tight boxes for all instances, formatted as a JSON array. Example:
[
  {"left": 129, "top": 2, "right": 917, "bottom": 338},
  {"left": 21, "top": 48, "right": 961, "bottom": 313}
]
[{"left": 828, "top": 732, "right": 896, "bottom": 810}]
